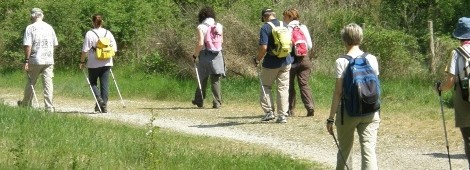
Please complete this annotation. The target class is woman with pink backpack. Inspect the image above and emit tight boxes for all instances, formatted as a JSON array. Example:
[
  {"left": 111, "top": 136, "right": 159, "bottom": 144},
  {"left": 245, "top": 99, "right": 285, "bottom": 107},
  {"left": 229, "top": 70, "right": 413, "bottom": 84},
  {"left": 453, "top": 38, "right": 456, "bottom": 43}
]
[
  {"left": 191, "top": 6, "right": 225, "bottom": 109},
  {"left": 283, "top": 8, "right": 315, "bottom": 117}
]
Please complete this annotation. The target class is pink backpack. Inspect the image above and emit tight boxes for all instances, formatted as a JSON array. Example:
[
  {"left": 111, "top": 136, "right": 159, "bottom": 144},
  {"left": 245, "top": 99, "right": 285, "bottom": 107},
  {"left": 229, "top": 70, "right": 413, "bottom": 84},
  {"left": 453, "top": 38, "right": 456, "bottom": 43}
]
[
  {"left": 204, "top": 23, "right": 223, "bottom": 52},
  {"left": 291, "top": 25, "right": 308, "bottom": 57}
]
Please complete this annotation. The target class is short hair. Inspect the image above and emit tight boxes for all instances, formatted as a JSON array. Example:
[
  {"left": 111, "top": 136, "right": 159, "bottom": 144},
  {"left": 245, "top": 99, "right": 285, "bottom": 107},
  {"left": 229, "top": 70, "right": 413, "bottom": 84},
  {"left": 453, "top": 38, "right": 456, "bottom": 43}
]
[
  {"left": 198, "top": 6, "right": 216, "bottom": 23},
  {"left": 282, "top": 8, "right": 299, "bottom": 20},
  {"left": 31, "top": 8, "right": 44, "bottom": 19},
  {"left": 341, "top": 23, "right": 363, "bottom": 46}
]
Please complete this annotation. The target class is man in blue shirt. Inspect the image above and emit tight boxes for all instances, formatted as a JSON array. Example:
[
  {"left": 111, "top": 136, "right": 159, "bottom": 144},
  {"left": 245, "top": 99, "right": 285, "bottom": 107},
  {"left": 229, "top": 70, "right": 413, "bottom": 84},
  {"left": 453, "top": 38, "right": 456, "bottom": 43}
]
[{"left": 254, "top": 8, "right": 293, "bottom": 123}]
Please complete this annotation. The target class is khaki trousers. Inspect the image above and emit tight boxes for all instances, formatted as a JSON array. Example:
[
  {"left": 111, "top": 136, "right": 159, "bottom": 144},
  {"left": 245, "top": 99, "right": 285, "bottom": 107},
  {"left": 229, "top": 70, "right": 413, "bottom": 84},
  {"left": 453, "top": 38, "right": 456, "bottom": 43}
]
[
  {"left": 335, "top": 109, "right": 380, "bottom": 170},
  {"left": 259, "top": 64, "right": 291, "bottom": 116},
  {"left": 22, "top": 64, "right": 54, "bottom": 109}
]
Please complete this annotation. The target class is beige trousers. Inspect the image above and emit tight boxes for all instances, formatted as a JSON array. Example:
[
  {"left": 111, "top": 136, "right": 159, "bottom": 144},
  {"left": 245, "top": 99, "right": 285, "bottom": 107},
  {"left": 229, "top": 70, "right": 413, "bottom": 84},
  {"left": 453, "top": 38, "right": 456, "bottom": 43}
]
[
  {"left": 259, "top": 64, "right": 291, "bottom": 116},
  {"left": 21, "top": 64, "right": 54, "bottom": 109},
  {"left": 335, "top": 109, "right": 380, "bottom": 170}
]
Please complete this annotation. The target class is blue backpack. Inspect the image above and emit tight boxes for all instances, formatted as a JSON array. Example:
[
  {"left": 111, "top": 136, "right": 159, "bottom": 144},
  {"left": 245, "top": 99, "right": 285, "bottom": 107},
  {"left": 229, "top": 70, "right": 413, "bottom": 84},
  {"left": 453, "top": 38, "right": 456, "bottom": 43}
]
[{"left": 341, "top": 53, "right": 381, "bottom": 123}]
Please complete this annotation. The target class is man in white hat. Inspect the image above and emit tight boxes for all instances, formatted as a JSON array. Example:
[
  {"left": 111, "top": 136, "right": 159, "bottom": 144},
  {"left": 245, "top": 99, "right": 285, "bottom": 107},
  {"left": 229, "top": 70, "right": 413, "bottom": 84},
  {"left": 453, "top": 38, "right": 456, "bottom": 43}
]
[{"left": 18, "top": 8, "right": 58, "bottom": 112}]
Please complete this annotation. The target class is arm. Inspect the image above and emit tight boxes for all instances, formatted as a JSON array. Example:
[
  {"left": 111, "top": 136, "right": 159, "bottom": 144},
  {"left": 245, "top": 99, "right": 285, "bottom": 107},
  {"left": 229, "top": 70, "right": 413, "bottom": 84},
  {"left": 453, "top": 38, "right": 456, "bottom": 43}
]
[
  {"left": 192, "top": 28, "right": 204, "bottom": 60},
  {"left": 79, "top": 51, "right": 88, "bottom": 69},
  {"left": 302, "top": 25, "right": 313, "bottom": 50},
  {"left": 327, "top": 78, "right": 343, "bottom": 135},
  {"left": 256, "top": 45, "right": 267, "bottom": 61},
  {"left": 23, "top": 45, "right": 31, "bottom": 71}
]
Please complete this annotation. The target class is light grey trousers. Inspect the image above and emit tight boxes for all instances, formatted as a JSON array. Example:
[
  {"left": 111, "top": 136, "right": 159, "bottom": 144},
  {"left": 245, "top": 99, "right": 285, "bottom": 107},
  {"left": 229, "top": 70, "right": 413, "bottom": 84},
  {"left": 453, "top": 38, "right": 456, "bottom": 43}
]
[{"left": 21, "top": 64, "right": 54, "bottom": 109}]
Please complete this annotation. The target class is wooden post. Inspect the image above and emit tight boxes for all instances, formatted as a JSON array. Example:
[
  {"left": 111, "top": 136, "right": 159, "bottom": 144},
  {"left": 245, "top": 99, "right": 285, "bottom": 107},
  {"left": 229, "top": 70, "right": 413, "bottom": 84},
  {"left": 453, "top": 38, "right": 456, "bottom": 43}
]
[{"left": 429, "top": 20, "right": 436, "bottom": 73}]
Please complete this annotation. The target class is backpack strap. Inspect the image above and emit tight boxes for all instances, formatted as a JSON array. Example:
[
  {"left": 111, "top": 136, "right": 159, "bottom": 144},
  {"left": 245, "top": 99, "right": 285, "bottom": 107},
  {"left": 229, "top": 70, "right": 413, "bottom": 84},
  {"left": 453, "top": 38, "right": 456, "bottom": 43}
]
[
  {"left": 266, "top": 22, "right": 275, "bottom": 29},
  {"left": 90, "top": 30, "right": 100, "bottom": 50},
  {"left": 340, "top": 55, "right": 353, "bottom": 125},
  {"left": 455, "top": 47, "right": 470, "bottom": 91}
]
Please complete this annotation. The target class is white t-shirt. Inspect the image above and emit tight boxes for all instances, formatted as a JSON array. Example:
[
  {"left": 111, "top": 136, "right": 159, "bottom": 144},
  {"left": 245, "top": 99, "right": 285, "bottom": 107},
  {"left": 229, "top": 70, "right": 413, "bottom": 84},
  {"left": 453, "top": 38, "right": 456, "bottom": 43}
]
[
  {"left": 23, "top": 21, "right": 58, "bottom": 65},
  {"left": 197, "top": 18, "right": 223, "bottom": 51},
  {"left": 335, "top": 52, "right": 380, "bottom": 78},
  {"left": 446, "top": 45, "right": 470, "bottom": 80},
  {"left": 81, "top": 28, "right": 117, "bottom": 68}
]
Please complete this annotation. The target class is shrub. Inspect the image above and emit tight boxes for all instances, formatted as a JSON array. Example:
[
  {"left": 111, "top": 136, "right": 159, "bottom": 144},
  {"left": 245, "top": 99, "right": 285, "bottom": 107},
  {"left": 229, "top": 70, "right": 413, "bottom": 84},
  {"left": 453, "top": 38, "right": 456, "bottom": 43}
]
[{"left": 362, "top": 26, "right": 425, "bottom": 79}]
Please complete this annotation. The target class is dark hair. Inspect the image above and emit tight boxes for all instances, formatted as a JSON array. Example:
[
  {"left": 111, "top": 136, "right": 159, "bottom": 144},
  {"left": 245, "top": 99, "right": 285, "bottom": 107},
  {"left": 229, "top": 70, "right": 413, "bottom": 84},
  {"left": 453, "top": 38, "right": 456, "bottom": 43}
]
[
  {"left": 92, "top": 14, "right": 103, "bottom": 27},
  {"left": 198, "top": 6, "right": 216, "bottom": 23}
]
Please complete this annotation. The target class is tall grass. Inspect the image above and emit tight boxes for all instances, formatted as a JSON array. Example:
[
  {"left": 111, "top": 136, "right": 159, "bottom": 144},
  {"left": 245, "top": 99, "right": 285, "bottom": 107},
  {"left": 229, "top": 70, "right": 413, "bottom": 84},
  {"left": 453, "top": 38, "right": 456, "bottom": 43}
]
[
  {"left": 0, "top": 68, "right": 452, "bottom": 112},
  {"left": 0, "top": 104, "right": 323, "bottom": 169}
]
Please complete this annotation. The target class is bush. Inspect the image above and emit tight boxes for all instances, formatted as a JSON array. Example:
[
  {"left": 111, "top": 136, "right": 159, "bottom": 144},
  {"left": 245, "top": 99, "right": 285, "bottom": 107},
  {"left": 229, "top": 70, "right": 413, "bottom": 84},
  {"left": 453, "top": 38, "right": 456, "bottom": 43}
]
[{"left": 362, "top": 26, "right": 425, "bottom": 79}]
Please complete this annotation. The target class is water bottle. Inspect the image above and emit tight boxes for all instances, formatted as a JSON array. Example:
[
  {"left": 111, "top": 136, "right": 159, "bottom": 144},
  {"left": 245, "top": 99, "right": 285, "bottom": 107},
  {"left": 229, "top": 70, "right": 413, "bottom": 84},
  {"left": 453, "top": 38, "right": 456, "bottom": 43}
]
[{"left": 463, "top": 77, "right": 469, "bottom": 90}]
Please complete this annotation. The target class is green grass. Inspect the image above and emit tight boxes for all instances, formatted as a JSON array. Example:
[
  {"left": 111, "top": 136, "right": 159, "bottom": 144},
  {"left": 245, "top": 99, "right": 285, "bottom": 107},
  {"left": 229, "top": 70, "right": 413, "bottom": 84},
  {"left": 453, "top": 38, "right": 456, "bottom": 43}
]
[
  {"left": 0, "top": 67, "right": 453, "bottom": 118},
  {"left": 0, "top": 104, "right": 324, "bottom": 169}
]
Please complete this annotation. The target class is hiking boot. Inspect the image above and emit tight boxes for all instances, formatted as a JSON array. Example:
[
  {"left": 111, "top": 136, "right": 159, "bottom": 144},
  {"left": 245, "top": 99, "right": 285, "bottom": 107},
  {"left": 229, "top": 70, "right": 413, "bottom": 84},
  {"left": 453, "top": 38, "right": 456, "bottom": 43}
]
[
  {"left": 212, "top": 101, "right": 221, "bottom": 109},
  {"left": 192, "top": 100, "right": 203, "bottom": 108},
  {"left": 101, "top": 105, "right": 107, "bottom": 113},
  {"left": 287, "top": 110, "right": 295, "bottom": 117},
  {"left": 276, "top": 115, "right": 287, "bottom": 123},
  {"left": 307, "top": 109, "right": 314, "bottom": 117},
  {"left": 94, "top": 104, "right": 101, "bottom": 113},
  {"left": 45, "top": 107, "right": 55, "bottom": 113},
  {"left": 261, "top": 111, "right": 275, "bottom": 121},
  {"left": 17, "top": 100, "right": 24, "bottom": 107}
]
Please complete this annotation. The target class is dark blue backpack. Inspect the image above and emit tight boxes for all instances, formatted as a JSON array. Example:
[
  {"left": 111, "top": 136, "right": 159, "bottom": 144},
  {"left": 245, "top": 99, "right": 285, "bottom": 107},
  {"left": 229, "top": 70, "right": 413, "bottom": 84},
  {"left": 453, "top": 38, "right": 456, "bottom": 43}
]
[{"left": 341, "top": 53, "right": 381, "bottom": 123}]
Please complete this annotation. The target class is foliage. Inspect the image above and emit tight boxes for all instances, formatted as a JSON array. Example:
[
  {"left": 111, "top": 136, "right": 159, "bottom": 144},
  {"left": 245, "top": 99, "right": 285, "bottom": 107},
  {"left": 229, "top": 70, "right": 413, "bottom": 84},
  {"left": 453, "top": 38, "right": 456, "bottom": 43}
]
[
  {"left": 0, "top": 0, "right": 467, "bottom": 79},
  {"left": 362, "top": 26, "right": 424, "bottom": 79}
]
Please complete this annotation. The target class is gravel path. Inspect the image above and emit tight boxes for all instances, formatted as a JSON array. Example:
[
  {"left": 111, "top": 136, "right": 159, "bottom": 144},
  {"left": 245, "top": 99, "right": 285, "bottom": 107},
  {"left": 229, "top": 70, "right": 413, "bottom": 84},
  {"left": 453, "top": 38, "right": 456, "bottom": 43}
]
[{"left": 1, "top": 91, "right": 468, "bottom": 169}]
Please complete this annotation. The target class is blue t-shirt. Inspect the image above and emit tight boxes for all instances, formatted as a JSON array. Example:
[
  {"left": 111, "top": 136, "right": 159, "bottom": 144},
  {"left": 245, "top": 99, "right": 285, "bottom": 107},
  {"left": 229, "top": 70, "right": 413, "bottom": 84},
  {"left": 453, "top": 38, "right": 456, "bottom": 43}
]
[{"left": 259, "top": 19, "right": 293, "bottom": 69}]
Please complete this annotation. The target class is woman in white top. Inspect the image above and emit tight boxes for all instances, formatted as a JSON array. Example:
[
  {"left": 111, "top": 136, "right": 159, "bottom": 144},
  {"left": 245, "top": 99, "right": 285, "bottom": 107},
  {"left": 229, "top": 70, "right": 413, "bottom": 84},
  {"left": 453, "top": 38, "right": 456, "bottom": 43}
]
[
  {"left": 79, "top": 14, "right": 117, "bottom": 113},
  {"left": 191, "top": 6, "right": 225, "bottom": 109},
  {"left": 282, "top": 8, "right": 315, "bottom": 117},
  {"left": 326, "top": 23, "right": 380, "bottom": 170}
]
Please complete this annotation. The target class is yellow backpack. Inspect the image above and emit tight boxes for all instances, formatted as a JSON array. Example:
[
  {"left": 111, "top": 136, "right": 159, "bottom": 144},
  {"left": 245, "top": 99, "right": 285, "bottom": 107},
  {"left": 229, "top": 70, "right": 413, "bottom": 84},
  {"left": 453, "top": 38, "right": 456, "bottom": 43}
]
[
  {"left": 91, "top": 30, "right": 115, "bottom": 60},
  {"left": 267, "top": 21, "right": 292, "bottom": 58}
]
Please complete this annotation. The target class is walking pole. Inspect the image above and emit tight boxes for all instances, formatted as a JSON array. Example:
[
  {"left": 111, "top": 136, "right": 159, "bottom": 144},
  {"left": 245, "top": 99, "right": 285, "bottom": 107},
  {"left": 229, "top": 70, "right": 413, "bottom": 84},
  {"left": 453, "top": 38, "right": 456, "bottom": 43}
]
[
  {"left": 332, "top": 132, "right": 350, "bottom": 170},
  {"left": 82, "top": 69, "right": 102, "bottom": 113},
  {"left": 194, "top": 60, "right": 204, "bottom": 102},
  {"left": 27, "top": 73, "right": 40, "bottom": 108},
  {"left": 436, "top": 81, "right": 452, "bottom": 170},
  {"left": 257, "top": 68, "right": 268, "bottom": 101},
  {"left": 110, "top": 69, "right": 126, "bottom": 108}
]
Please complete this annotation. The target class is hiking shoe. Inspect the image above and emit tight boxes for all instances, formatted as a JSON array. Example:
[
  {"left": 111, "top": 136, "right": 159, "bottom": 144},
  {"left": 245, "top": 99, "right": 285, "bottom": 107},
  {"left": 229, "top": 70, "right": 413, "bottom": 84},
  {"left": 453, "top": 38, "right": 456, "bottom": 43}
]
[
  {"left": 261, "top": 111, "right": 275, "bottom": 121},
  {"left": 45, "top": 107, "right": 55, "bottom": 113},
  {"left": 192, "top": 100, "right": 203, "bottom": 108},
  {"left": 276, "top": 116, "right": 287, "bottom": 123},
  {"left": 287, "top": 110, "right": 295, "bottom": 117},
  {"left": 307, "top": 109, "right": 314, "bottom": 117},
  {"left": 94, "top": 104, "right": 101, "bottom": 113}
]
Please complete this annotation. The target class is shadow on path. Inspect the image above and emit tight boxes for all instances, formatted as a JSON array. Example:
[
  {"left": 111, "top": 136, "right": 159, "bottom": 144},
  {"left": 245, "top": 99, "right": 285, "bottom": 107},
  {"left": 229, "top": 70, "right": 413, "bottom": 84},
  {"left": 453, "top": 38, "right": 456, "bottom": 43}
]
[{"left": 423, "top": 153, "right": 466, "bottom": 159}]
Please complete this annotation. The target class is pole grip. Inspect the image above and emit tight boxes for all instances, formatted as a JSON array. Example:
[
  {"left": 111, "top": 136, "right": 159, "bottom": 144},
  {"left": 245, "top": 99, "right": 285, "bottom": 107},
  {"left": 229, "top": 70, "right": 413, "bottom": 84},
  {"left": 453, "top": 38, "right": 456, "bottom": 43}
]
[{"left": 436, "top": 81, "right": 442, "bottom": 96}]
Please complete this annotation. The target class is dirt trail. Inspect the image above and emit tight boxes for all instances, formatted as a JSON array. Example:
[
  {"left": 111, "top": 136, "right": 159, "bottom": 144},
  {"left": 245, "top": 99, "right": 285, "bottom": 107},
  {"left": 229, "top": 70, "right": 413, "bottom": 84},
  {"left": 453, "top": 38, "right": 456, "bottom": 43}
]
[{"left": 1, "top": 91, "right": 467, "bottom": 170}]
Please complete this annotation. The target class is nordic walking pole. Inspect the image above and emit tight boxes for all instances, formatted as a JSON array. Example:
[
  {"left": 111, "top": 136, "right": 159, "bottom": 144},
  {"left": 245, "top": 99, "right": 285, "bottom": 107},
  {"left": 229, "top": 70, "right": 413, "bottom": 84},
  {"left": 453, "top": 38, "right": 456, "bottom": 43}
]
[
  {"left": 27, "top": 73, "right": 39, "bottom": 107},
  {"left": 194, "top": 60, "right": 204, "bottom": 102},
  {"left": 436, "top": 81, "right": 452, "bottom": 170},
  {"left": 332, "top": 132, "right": 350, "bottom": 170},
  {"left": 110, "top": 69, "right": 126, "bottom": 108},
  {"left": 82, "top": 69, "right": 102, "bottom": 113}
]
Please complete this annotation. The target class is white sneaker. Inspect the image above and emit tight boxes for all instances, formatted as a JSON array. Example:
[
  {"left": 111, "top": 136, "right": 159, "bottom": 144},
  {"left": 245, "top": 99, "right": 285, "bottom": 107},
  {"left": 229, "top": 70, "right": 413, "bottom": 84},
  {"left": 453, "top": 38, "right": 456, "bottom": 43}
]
[
  {"left": 276, "top": 116, "right": 287, "bottom": 123},
  {"left": 261, "top": 111, "right": 275, "bottom": 121}
]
